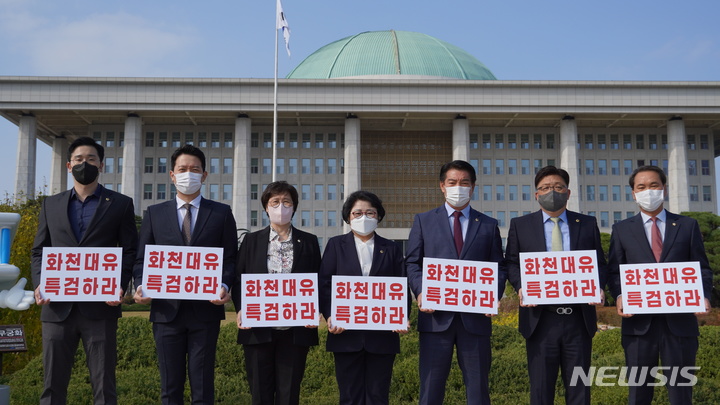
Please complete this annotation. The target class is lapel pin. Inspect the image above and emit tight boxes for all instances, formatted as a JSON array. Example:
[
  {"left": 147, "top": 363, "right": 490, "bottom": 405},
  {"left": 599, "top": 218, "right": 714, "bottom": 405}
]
[
  {"left": 672, "top": 223, "right": 677, "bottom": 226},
  {"left": 475, "top": 218, "right": 479, "bottom": 222},
  {"left": 297, "top": 239, "right": 301, "bottom": 243},
  {"left": 576, "top": 219, "right": 580, "bottom": 222},
  {"left": 106, "top": 198, "right": 110, "bottom": 201},
  {"left": 380, "top": 250, "right": 384, "bottom": 254}
]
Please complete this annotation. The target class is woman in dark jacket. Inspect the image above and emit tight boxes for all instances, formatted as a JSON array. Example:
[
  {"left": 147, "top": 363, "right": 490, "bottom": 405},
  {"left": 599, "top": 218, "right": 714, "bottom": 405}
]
[{"left": 319, "top": 190, "right": 408, "bottom": 405}]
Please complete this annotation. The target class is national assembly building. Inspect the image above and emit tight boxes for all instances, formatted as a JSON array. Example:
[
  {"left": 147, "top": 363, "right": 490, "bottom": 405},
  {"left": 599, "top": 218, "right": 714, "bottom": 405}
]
[{"left": 1, "top": 30, "right": 719, "bottom": 248}]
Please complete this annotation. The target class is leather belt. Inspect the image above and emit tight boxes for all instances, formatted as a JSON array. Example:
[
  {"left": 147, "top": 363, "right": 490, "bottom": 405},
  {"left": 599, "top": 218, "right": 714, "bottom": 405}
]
[{"left": 542, "top": 305, "right": 580, "bottom": 315}]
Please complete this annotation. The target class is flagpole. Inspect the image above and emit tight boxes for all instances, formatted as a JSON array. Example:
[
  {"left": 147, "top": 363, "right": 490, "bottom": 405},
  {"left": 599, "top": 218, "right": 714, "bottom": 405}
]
[{"left": 272, "top": 1, "right": 279, "bottom": 182}]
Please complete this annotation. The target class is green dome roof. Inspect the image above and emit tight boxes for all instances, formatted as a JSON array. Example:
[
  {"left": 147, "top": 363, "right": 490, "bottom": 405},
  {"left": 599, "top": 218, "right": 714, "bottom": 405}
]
[{"left": 286, "top": 30, "right": 497, "bottom": 80}]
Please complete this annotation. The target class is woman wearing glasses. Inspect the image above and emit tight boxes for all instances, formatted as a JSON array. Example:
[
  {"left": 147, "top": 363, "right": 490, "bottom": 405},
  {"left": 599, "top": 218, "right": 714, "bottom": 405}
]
[
  {"left": 232, "top": 181, "right": 321, "bottom": 405},
  {"left": 319, "top": 190, "right": 408, "bottom": 405}
]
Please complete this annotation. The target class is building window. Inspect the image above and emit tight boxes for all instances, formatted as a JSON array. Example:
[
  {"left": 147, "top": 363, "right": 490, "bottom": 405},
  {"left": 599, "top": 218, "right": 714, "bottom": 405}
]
[
  {"left": 262, "top": 158, "right": 271, "bottom": 174},
  {"left": 143, "top": 184, "right": 153, "bottom": 200},
  {"left": 276, "top": 133, "right": 285, "bottom": 148},
  {"left": 623, "top": 135, "right": 632, "bottom": 150},
  {"left": 495, "top": 159, "right": 504, "bottom": 175},
  {"left": 276, "top": 158, "right": 285, "bottom": 175},
  {"left": 328, "top": 134, "right": 337, "bottom": 148},
  {"left": 156, "top": 132, "right": 167, "bottom": 148},
  {"left": 315, "top": 159, "right": 323, "bottom": 174},
  {"left": 687, "top": 135, "right": 696, "bottom": 150},
  {"left": 156, "top": 184, "right": 166, "bottom": 200},
  {"left": 534, "top": 159, "right": 542, "bottom": 174},
  {"left": 600, "top": 212, "right": 609, "bottom": 228},
  {"left": 700, "top": 134, "right": 709, "bottom": 150},
  {"left": 314, "top": 185, "right": 323, "bottom": 200},
  {"left": 144, "top": 132, "right": 154, "bottom": 147},
  {"left": 703, "top": 186, "right": 712, "bottom": 202},
  {"left": 522, "top": 185, "right": 531, "bottom": 201},
  {"left": 520, "top": 159, "right": 530, "bottom": 175},
  {"left": 208, "top": 132, "right": 219, "bottom": 148},
  {"left": 599, "top": 185, "right": 608, "bottom": 201},
  {"left": 496, "top": 185, "right": 505, "bottom": 201},
  {"left": 144, "top": 158, "right": 154, "bottom": 173},
  {"left": 585, "top": 134, "right": 594, "bottom": 150},
  {"left": 209, "top": 184, "right": 219, "bottom": 200},
  {"left": 495, "top": 134, "right": 504, "bottom": 149},
  {"left": 327, "top": 211, "right": 337, "bottom": 227},
  {"left": 251, "top": 133, "right": 258, "bottom": 148},
  {"left": 625, "top": 185, "right": 633, "bottom": 201},
  {"left": 611, "top": 160, "right": 619, "bottom": 175},
  {"left": 509, "top": 185, "right": 517, "bottom": 201},
  {"left": 302, "top": 134, "right": 311, "bottom": 148},
  {"left": 105, "top": 132, "right": 115, "bottom": 147},
  {"left": 690, "top": 186, "right": 699, "bottom": 202},
  {"left": 300, "top": 184, "right": 310, "bottom": 200},
  {"left": 546, "top": 134, "right": 555, "bottom": 149},
  {"left": 198, "top": 132, "right": 207, "bottom": 148},
  {"left": 289, "top": 133, "right": 298, "bottom": 148},
  {"left": 483, "top": 185, "right": 491, "bottom": 201},
  {"left": 508, "top": 160, "right": 517, "bottom": 175},
  {"left": 315, "top": 134, "right": 324, "bottom": 148},
  {"left": 185, "top": 132, "right": 195, "bottom": 146},
  {"left": 328, "top": 158, "right": 337, "bottom": 174},
  {"left": 636, "top": 134, "right": 644, "bottom": 150},
  {"left": 314, "top": 211, "right": 323, "bottom": 227},
  {"left": 209, "top": 158, "right": 218, "bottom": 174},
  {"left": 702, "top": 160, "right": 710, "bottom": 175},
  {"left": 586, "top": 185, "right": 595, "bottom": 201},
  {"left": 251, "top": 211, "right": 258, "bottom": 227},
  {"left": 251, "top": 158, "right": 259, "bottom": 174},
  {"left": 598, "top": 160, "right": 607, "bottom": 175},
  {"left": 612, "top": 185, "right": 621, "bottom": 201},
  {"left": 104, "top": 157, "right": 114, "bottom": 174},
  {"left": 533, "top": 134, "right": 542, "bottom": 149},
  {"left": 302, "top": 159, "right": 310, "bottom": 174},
  {"left": 263, "top": 133, "right": 272, "bottom": 148},
  {"left": 497, "top": 211, "right": 506, "bottom": 227},
  {"left": 469, "top": 134, "right": 478, "bottom": 149},
  {"left": 251, "top": 184, "right": 258, "bottom": 200},
  {"left": 170, "top": 132, "right": 181, "bottom": 147},
  {"left": 508, "top": 134, "right": 517, "bottom": 149},
  {"left": 649, "top": 134, "right": 657, "bottom": 150},
  {"left": 482, "top": 134, "right": 491, "bottom": 149},
  {"left": 328, "top": 184, "right": 337, "bottom": 200},
  {"left": 597, "top": 134, "right": 606, "bottom": 150},
  {"left": 288, "top": 158, "right": 297, "bottom": 174},
  {"left": 482, "top": 159, "right": 491, "bottom": 175},
  {"left": 301, "top": 211, "right": 310, "bottom": 227},
  {"left": 223, "top": 184, "right": 232, "bottom": 200},
  {"left": 223, "top": 132, "right": 233, "bottom": 148},
  {"left": 610, "top": 135, "right": 619, "bottom": 150},
  {"left": 223, "top": 158, "right": 232, "bottom": 174},
  {"left": 585, "top": 160, "right": 594, "bottom": 175},
  {"left": 688, "top": 160, "right": 697, "bottom": 176},
  {"left": 623, "top": 160, "right": 632, "bottom": 175},
  {"left": 521, "top": 134, "right": 529, "bottom": 149},
  {"left": 158, "top": 157, "right": 167, "bottom": 174},
  {"left": 614, "top": 211, "right": 622, "bottom": 224}
]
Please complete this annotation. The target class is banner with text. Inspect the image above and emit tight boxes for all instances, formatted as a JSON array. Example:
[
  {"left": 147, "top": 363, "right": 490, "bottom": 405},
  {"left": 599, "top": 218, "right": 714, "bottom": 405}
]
[
  {"left": 520, "top": 250, "right": 601, "bottom": 305},
  {"left": 620, "top": 261, "right": 705, "bottom": 314},
  {"left": 241, "top": 273, "right": 319, "bottom": 327},
  {"left": 141, "top": 245, "right": 223, "bottom": 300},
  {"left": 421, "top": 257, "right": 498, "bottom": 315},
  {"left": 331, "top": 276, "right": 407, "bottom": 331},
  {"left": 40, "top": 247, "right": 123, "bottom": 301}
]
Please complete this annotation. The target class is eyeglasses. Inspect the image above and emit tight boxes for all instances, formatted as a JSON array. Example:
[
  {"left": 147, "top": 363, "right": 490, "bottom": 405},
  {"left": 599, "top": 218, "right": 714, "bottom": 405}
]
[
  {"left": 351, "top": 210, "right": 378, "bottom": 219},
  {"left": 269, "top": 200, "right": 293, "bottom": 208},
  {"left": 536, "top": 185, "right": 568, "bottom": 193}
]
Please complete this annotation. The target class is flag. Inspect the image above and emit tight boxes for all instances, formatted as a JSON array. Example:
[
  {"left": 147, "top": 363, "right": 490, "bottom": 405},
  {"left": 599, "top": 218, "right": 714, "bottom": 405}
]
[{"left": 276, "top": 0, "right": 291, "bottom": 57}]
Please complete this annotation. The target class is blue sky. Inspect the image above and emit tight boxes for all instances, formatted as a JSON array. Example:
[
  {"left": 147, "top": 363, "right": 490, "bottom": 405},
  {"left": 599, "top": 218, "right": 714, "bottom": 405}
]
[{"left": 1, "top": 0, "right": 719, "bottom": 198}]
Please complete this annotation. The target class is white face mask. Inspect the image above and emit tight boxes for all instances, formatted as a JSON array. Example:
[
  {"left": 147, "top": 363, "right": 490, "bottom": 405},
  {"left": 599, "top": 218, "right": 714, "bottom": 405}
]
[
  {"left": 445, "top": 186, "right": 471, "bottom": 208},
  {"left": 267, "top": 205, "right": 293, "bottom": 226},
  {"left": 351, "top": 215, "right": 378, "bottom": 236},
  {"left": 634, "top": 189, "right": 664, "bottom": 212},
  {"left": 174, "top": 172, "right": 203, "bottom": 195}
]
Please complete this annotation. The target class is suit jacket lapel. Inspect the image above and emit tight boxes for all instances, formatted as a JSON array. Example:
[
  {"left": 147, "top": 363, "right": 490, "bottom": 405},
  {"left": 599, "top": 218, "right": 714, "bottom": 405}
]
[
  {"left": 290, "top": 227, "right": 305, "bottom": 273},
  {"left": 163, "top": 200, "right": 186, "bottom": 246},
  {"left": 434, "top": 207, "right": 458, "bottom": 258},
  {"left": 566, "top": 211, "right": 581, "bottom": 251},
  {"left": 58, "top": 190, "right": 79, "bottom": 244},
  {"left": 461, "top": 210, "right": 481, "bottom": 258},
  {"left": 661, "top": 211, "right": 681, "bottom": 262},
  {"left": 192, "top": 198, "right": 212, "bottom": 245},
  {"left": 530, "top": 211, "right": 548, "bottom": 251},
  {"left": 369, "top": 235, "right": 388, "bottom": 276},
  {"left": 340, "top": 232, "right": 363, "bottom": 276},
  {"left": 629, "top": 214, "right": 656, "bottom": 261}
]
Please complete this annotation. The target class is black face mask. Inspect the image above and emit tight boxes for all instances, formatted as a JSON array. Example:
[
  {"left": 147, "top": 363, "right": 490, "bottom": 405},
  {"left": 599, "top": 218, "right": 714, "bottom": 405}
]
[{"left": 71, "top": 162, "right": 99, "bottom": 185}]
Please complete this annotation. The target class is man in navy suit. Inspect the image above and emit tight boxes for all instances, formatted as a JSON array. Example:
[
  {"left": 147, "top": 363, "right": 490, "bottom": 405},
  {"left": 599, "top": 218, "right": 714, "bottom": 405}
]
[
  {"left": 133, "top": 145, "right": 237, "bottom": 404},
  {"left": 406, "top": 160, "right": 507, "bottom": 405},
  {"left": 505, "top": 166, "right": 607, "bottom": 405},
  {"left": 608, "top": 165, "right": 712, "bottom": 405},
  {"left": 32, "top": 137, "right": 138, "bottom": 405}
]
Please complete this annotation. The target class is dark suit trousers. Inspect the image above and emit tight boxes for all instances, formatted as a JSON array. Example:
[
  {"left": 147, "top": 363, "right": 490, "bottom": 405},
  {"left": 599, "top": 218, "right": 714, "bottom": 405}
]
[
  {"left": 333, "top": 350, "right": 395, "bottom": 405},
  {"left": 153, "top": 304, "right": 220, "bottom": 405},
  {"left": 418, "top": 315, "right": 491, "bottom": 405},
  {"left": 243, "top": 328, "right": 310, "bottom": 405},
  {"left": 525, "top": 308, "right": 592, "bottom": 405},
  {"left": 622, "top": 315, "right": 698, "bottom": 405},
  {"left": 41, "top": 306, "right": 118, "bottom": 405}
]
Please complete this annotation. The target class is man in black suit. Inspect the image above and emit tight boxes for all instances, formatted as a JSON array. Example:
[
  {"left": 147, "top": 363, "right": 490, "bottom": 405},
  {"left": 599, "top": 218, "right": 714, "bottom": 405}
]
[
  {"left": 133, "top": 145, "right": 237, "bottom": 404},
  {"left": 505, "top": 166, "right": 606, "bottom": 405},
  {"left": 31, "top": 137, "right": 138, "bottom": 405},
  {"left": 406, "top": 160, "right": 507, "bottom": 405},
  {"left": 608, "top": 165, "right": 712, "bottom": 405}
]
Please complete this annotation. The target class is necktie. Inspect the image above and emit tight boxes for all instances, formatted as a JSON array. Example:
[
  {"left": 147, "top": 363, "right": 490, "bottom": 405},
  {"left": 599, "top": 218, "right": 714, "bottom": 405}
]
[
  {"left": 550, "top": 217, "right": 563, "bottom": 251},
  {"left": 651, "top": 217, "right": 662, "bottom": 262},
  {"left": 182, "top": 203, "right": 192, "bottom": 245},
  {"left": 453, "top": 211, "right": 464, "bottom": 256}
]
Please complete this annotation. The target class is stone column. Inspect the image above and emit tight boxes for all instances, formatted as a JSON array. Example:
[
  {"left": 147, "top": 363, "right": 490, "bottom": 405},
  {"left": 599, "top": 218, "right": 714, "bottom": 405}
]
[
  {"left": 452, "top": 115, "right": 469, "bottom": 162},
  {"left": 233, "top": 114, "right": 252, "bottom": 231},
  {"left": 559, "top": 116, "right": 580, "bottom": 212},
  {"left": 667, "top": 116, "right": 690, "bottom": 213},
  {"left": 344, "top": 115, "right": 361, "bottom": 233},
  {"left": 122, "top": 114, "right": 143, "bottom": 215},
  {"left": 15, "top": 114, "right": 37, "bottom": 200},
  {"left": 50, "top": 136, "right": 68, "bottom": 194}
]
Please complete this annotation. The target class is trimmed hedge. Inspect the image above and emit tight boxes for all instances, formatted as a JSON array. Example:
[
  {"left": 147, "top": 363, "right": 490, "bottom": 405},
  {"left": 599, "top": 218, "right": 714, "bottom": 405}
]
[{"left": 5, "top": 313, "right": 720, "bottom": 404}]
